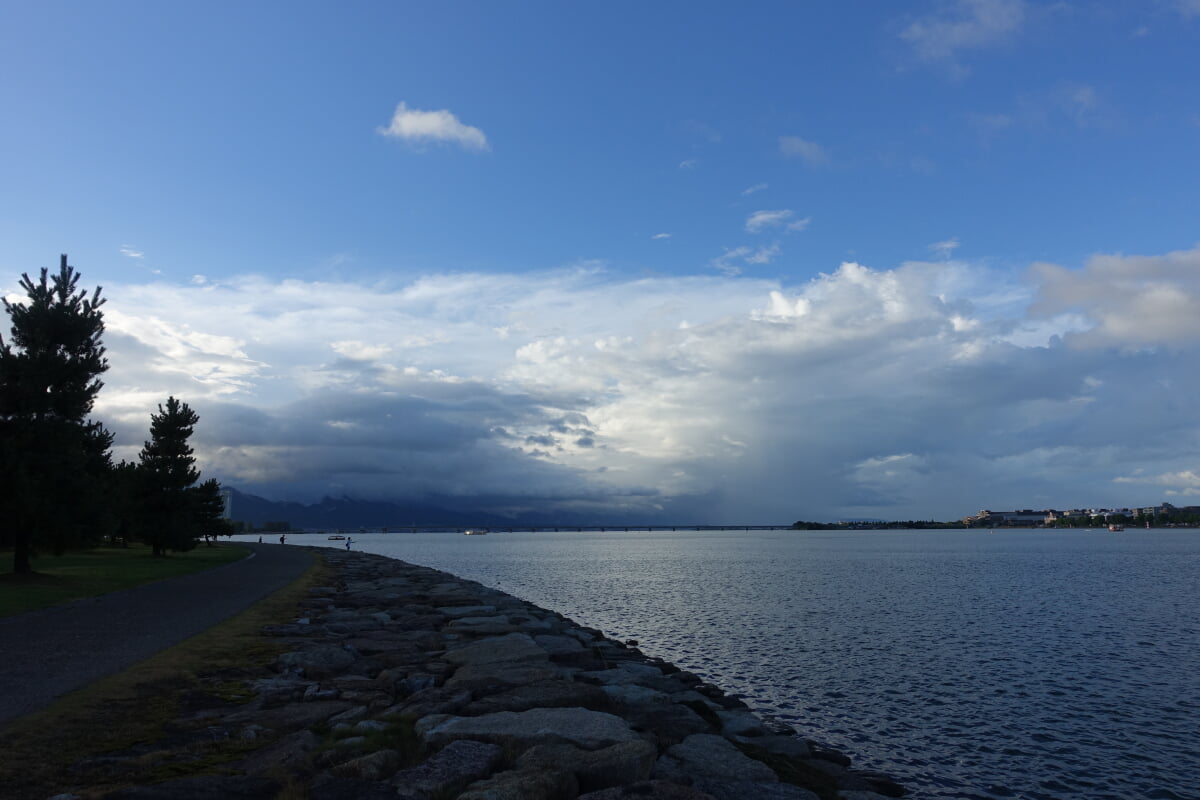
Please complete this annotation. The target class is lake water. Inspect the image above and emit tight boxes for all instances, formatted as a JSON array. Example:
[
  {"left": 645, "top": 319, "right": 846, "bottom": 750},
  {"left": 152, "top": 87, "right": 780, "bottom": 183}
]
[{"left": 240, "top": 528, "right": 1200, "bottom": 799}]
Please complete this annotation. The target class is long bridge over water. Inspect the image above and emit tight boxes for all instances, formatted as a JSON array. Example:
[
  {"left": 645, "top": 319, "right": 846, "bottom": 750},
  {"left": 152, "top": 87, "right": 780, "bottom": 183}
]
[{"left": 295, "top": 524, "right": 796, "bottom": 534}]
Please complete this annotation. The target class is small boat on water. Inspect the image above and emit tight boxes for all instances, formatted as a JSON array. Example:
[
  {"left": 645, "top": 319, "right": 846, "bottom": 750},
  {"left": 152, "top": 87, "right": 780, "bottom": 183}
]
[
  {"left": 328, "top": 534, "right": 346, "bottom": 540},
  {"left": 1108, "top": 524, "right": 1124, "bottom": 532},
  {"left": 464, "top": 529, "right": 489, "bottom": 536}
]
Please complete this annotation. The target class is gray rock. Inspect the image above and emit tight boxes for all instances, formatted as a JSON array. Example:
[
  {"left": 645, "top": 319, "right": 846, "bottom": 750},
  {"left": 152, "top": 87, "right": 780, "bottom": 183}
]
[
  {"left": 328, "top": 705, "right": 369, "bottom": 727},
  {"left": 738, "top": 734, "right": 812, "bottom": 759},
  {"left": 439, "top": 604, "right": 499, "bottom": 618},
  {"left": 578, "top": 780, "right": 719, "bottom": 799},
  {"left": 353, "top": 719, "right": 389, "bottom": 733},
  {"left": 443, "top": 633, "right": 548, "bottom": 666},
  {"left": 418, "top": 707, "right": 641, "bottom": 750},
  {"left": 310, "top": 776, "right": 399, "bottom": 800},
  {"left": 717, "top": 709, "right": 769, "bottom": 737},
  {"left": 463, "top": 678, "right": 608, "bottom": 715},
  {"left": 391, "top": 739, "right": 503, "bottom": 798},
  {"left": 330, "top": 748, "right": 400, "bottom": 781},
  {"left": 456, "top": 767, "right": 578, "bottom": 800},
  {"left": 383, "top": 686, "right": 472, "bottom": 718},
  {"left": 533, "top": 634, "right": 585, "bottom": 654},
  {"left": 250, "top": 676, "right": 313, "bottom": 707},
  {"left": 602, "top": 683, "right": 670, "bottom": 706},
  {"left": 277, "top": 644, "right": 356, "bottom": 678},
  {"left": 619, "top": 701, "right": 714, "bottom": 744},
  {"left": 304, "top": 684, "right": 342, "bottom": 701},
  {"left": 516, "top": 739, "right": 658, "bottom": 793},
  {"left": 237, "top": 729, "right": 321, "bottom": 775},
  {"left": 445, "top": 660, "right": 561, "bottom": 690},
  {"left": 660, "top": 734, "right": 779, "bottom": 783}
]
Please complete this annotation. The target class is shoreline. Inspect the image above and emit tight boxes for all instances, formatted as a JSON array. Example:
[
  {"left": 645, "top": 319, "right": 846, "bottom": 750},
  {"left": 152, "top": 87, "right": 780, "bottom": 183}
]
[{"left": 81, "top": 547, "right": 905, "bottom": 799}]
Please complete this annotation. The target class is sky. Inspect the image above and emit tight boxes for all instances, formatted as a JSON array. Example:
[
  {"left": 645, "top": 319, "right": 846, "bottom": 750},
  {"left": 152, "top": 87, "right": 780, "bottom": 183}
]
[{"left": 2, "top": 0, "right": 1200, "bottom": 523}]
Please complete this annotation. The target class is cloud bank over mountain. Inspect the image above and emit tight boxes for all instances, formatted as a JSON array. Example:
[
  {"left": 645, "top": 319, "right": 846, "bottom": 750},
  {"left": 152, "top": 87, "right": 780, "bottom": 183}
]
[{"left": 75, "top": 245, "right": 1200, "bottom": 523}]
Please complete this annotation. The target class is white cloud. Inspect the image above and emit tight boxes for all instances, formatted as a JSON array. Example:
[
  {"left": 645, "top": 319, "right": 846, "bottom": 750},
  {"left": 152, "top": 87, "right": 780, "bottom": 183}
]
[
  {"left": 1114, "top": 470, "right": 1200, "bottom": 495},
  {"left": 87, "top": 246, "right": 1200, "bottom": 522},
  {"left": 929, "top": 238, "right": 960, "bottom": 258},
  {"left": 901, "top": 0, "right": 1025, "bottom": 75},
  {"left": 651, "top": 233, "right": 672, "bottom": 240},
  {"left": 745, "top": 243, "right": 780, "bottom": 265},
  {"left": 709, "top": 248, "right": 751, "bottom": 277},
  {"left": 779, "top": 136, "right": 830, "bottom": 166},
  {"left": 745, "top": 209, "right": 811, "bottom": 233},
  {"left": 377, "top": 101, "right": 489, "bottom": 151},
  {"left": 1029, "top": 245, "right": 1200, "bottom": 349},
  {"left": 678, "top": 159, "right": 699, "bottom": 169},
  {"left": 742, "top": 183, "right": 768, "bottom": 196},
  {"left": 120, "top": 246, "right": 144, "bottom": 259},
  {"left": 331, "top": 340, "right": 392, "bottom": 361}
]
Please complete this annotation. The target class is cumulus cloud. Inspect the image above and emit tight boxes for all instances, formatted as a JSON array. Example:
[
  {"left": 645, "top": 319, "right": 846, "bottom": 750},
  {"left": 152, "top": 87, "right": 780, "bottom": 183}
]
[
  {"left": 81, "top": 245, "right": 1200, "bottom": 523},
  {"left": 377, "top": 101, "right": 489, "bottom": 151},
  {"left": 779, "top": 136, "right": 830, "bottom": 166},
  {"left": 901, "top": 0, "right": 1025, "bottom": 76},
  {"left": 1029, "top": 245, "right": 1200, "bottom": 349}
]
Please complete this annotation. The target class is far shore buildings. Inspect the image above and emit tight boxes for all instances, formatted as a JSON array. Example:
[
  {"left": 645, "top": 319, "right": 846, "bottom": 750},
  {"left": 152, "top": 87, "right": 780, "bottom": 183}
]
[{"left": 963, "top": 503, "right": 1197, "bottom": 527}]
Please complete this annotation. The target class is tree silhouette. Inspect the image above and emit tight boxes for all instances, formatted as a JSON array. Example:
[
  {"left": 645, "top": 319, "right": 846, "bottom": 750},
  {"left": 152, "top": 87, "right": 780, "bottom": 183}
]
[
  {"left": 137, "top": 396, "right": 204, "bottom": 556},
  {"left": 0, "top": 255, "right": 110, "bottom": 574}
]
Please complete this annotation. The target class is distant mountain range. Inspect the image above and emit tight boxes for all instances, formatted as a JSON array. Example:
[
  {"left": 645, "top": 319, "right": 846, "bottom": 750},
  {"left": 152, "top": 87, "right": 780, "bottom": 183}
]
[{"left": 225, "top": 488, "right": 521, "bottom": 529}]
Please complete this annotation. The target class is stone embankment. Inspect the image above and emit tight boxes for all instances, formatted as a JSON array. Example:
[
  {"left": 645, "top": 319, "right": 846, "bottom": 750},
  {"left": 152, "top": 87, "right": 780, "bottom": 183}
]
[{"left": 96, "top": 549, "right": 906, "bottom": 800}]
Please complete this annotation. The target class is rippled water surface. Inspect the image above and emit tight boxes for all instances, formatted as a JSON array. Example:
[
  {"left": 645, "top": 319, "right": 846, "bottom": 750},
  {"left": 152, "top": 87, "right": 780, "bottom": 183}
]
[{"left": 253, "top": 529, "right": 1200, "bottom": 799}]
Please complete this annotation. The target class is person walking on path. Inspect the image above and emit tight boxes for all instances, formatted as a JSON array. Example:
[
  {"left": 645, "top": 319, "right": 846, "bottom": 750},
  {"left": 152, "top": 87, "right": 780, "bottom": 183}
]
[
  {"left": 345, "top": 538, "right": 353, "bottom": 551},
  {"left": 279, "top": 534, "right": 286, "bottom": 544}
]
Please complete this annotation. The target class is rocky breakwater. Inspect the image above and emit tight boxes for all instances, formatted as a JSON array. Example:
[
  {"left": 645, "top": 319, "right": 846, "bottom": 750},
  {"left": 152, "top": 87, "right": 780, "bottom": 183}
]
[{"left": 100, "top": 549, "right": 906, "bottom": 800}]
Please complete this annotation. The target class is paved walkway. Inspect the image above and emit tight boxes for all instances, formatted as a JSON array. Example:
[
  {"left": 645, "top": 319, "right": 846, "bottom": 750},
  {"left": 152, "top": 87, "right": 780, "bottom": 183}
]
[{"left": 0, "top": 543, "right": 314, "bottom": 726}]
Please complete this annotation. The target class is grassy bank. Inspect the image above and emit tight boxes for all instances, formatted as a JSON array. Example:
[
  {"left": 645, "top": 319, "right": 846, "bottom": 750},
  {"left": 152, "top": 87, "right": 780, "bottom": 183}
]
[
  {"left": 0, "top": 542, "right": 248, "bottom": 617},
  {"left": 0, "top": 549, "right": 326, "bottom": 800}
]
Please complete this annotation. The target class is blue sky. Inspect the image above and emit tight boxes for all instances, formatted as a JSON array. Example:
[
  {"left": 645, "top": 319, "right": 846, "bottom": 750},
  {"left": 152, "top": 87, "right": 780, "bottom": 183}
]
[{"left": 3, "top": 1, "right": 1200, "bottom": 522}]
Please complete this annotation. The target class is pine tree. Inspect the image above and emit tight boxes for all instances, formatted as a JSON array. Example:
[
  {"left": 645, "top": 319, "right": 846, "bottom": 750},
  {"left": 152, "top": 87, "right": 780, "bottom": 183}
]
[
  {"left": 0, "top": 255, "right": 110, "bottom": 574},
  {"left": 137, "top": 396, "right": 203, "bottom": 556}
]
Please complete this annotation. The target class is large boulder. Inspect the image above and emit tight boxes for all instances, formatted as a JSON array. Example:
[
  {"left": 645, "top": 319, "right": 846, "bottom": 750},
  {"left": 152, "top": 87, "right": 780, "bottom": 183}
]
[
  {"left": 578, "top": 781, "right": 719, "bottom": 800},
  {"left": 391, "top": 739, "right": 504, "bottom": 799},
  {"left": 461, "top": 679, "right": 608, "bottom": 715},
  {"left": 417, "top": 707, "right": 641, "bottom": 751},
  {"left": 443, "top": 633, "right": 548, "bottom": 666},
  {"left": 277, "top": 644, "right": 356, "bottom": 678},
  {"left": 516, "top": 740, "right": 658, "bottom": 793},
  {"left": 445, "top": 660, "right": 561, "bottom": 691},
  {"left": 456, "top": 767, "right": 578, "bottom": 800},
  {"left": 657, "top": 734, "right": 778, "bottom": 783}
]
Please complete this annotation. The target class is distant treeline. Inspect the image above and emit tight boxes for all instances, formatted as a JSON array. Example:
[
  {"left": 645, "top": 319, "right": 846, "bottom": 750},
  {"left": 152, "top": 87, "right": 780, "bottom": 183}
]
[
  {"left": 792, "top": 520, "right": 968, "bottom": 530},
  {"left": 1047, "top": 511, "right": 1200, "bottom": 528}
]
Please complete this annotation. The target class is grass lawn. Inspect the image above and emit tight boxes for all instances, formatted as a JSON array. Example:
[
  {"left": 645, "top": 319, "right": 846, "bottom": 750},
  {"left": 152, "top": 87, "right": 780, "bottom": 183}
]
[
  {"left": 0, "top": 550, "right": 324, "bottom": 800},
  {"left": 0, "top": 542, "right": 249, "bottom": 617}
]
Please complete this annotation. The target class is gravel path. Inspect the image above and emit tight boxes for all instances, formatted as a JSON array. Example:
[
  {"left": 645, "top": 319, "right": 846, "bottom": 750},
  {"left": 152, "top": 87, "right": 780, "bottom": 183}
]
[{"left": 0, "top": 543, "right": 313, "bottom": 726}]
